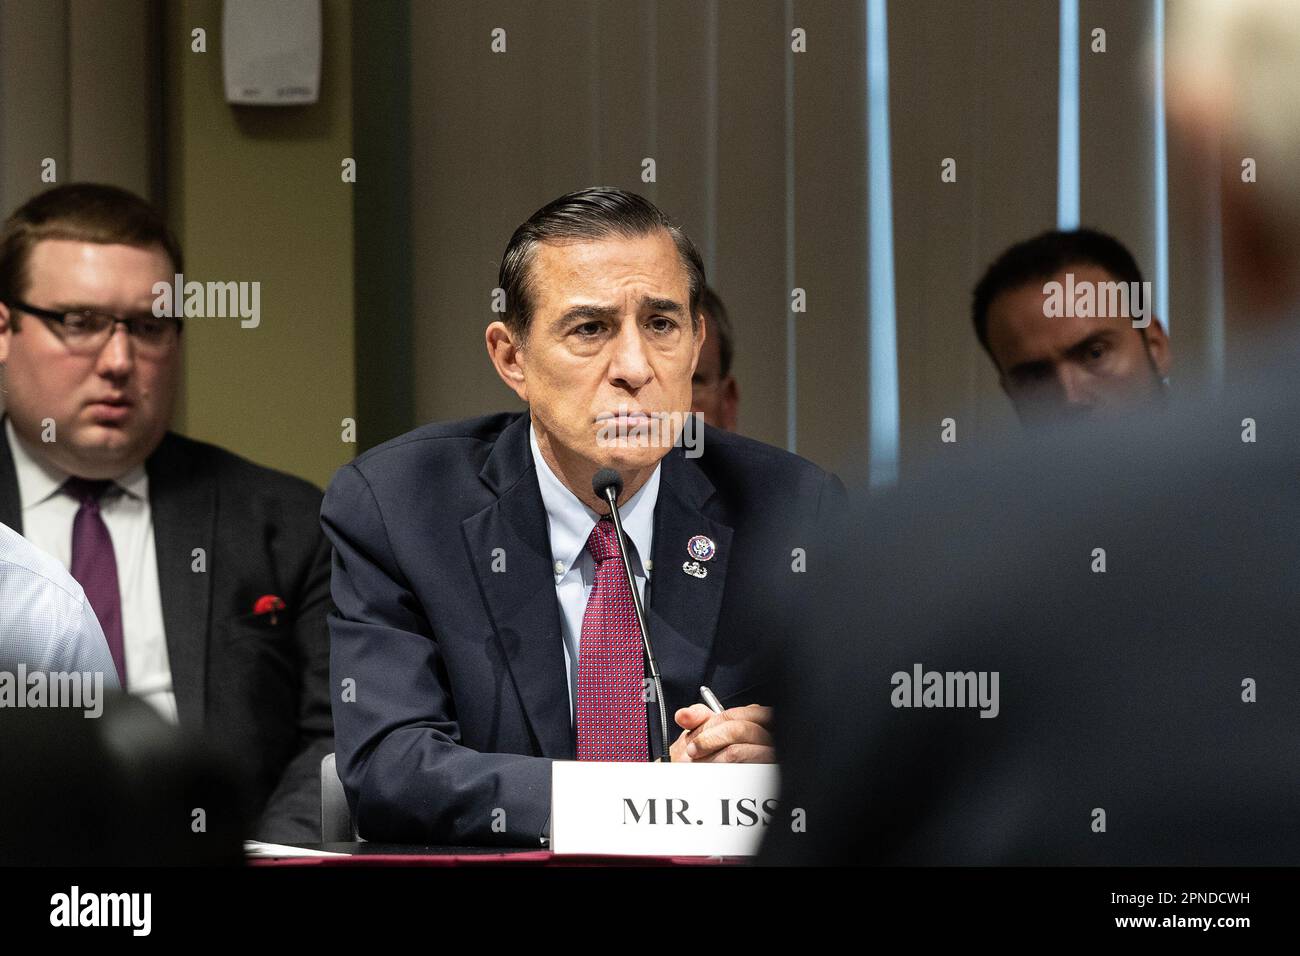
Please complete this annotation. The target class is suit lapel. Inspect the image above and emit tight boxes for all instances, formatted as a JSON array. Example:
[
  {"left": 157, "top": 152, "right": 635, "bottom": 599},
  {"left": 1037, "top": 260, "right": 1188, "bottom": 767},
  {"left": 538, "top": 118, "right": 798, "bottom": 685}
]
[
  {"left": 0, "top": 420, "right": 23, "bottom": 533},
  {"left": 462, "top": 416, "right": 735, "bottom": 761},
  {"left": 644, "top": 446, "right": 732, "bottom": 756},
  {"left": 462, "top": 414, "right": 574, "bottom": 759},
  {"left": 147, "top": 433, "right": 216, "bottom": 730}
]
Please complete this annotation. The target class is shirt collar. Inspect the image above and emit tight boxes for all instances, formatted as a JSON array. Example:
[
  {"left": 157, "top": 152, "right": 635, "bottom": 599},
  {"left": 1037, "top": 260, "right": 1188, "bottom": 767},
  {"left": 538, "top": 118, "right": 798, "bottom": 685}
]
[
  {"left": 5, "top": 416, "right": 148, "bottom": 507},
  {"left": 529, "top": 420, "right": 660, "bottom": 581}
]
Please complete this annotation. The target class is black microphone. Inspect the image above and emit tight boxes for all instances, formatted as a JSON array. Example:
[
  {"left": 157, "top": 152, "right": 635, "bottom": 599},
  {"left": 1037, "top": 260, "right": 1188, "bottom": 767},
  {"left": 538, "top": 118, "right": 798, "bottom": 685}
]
[{"left": 592, "top": 467, "right": 671, "bottom": 762}]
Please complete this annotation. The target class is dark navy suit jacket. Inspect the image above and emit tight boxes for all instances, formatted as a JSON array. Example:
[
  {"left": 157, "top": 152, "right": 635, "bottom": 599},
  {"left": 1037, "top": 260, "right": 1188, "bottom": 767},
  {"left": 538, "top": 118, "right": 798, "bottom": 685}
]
[{"left": 322, "top": 410, "right": 843, "bottom": 846}]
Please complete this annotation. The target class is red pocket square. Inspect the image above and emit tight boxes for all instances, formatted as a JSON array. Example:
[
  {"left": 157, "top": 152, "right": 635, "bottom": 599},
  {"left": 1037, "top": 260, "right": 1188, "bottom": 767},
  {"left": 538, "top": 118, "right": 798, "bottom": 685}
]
[{"left": 252, "top": 594, "right": 286, "bottom": 624}]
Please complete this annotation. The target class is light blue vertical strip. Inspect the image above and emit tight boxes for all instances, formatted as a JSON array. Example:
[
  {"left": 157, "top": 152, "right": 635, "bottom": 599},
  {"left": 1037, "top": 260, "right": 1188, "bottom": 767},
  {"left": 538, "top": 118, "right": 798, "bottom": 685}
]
[
  {"left": 784, "top": 0, "right": 797, "bottom": 453},
  {"left": 867, "top": 0, "right": 899, "bottom": 488},
  {"left": 1153, "top": 0, "right": 1170, "bottom": 336},
  {"left": 1058, "top": 0, "right": 1080, "bottom": 229}
]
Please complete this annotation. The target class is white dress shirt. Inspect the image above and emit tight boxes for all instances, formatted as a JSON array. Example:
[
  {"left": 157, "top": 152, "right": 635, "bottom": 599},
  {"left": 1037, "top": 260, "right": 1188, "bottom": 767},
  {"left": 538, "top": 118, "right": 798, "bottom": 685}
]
[
  {"left": 6, "top": 419, "right": 176, "bottom": 722},
  {"left": 529, "top": 422, "right": 660, "bottom": 727},
  {"left": 0, "top": 517, "right": 119, "bottom": 685}
]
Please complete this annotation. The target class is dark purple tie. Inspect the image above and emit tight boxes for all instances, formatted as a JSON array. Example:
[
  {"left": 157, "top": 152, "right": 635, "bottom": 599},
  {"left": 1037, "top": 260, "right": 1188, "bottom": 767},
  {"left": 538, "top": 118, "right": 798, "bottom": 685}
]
[{"left": 64, "top": 477, "right": 126, "bottom": 686}]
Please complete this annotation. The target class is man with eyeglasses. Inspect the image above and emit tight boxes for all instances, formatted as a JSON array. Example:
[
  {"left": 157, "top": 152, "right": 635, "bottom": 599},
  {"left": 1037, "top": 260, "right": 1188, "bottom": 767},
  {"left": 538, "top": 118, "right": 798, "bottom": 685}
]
[{"left": 0, "top": 183, "right": 332, "bottom": 843}]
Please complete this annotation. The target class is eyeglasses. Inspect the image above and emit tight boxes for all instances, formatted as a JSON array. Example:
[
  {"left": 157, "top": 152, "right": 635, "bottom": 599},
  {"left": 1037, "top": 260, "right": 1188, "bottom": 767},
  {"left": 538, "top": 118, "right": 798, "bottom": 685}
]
[{"left": 4, "top": 299, "right": 183, "bottom": 355}]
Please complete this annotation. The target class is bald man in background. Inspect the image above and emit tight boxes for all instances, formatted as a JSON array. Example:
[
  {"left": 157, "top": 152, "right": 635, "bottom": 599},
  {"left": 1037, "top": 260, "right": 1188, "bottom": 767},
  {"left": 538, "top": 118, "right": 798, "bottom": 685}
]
[{"left": 690, "top": 286, "right": 739, "bottom": 432}]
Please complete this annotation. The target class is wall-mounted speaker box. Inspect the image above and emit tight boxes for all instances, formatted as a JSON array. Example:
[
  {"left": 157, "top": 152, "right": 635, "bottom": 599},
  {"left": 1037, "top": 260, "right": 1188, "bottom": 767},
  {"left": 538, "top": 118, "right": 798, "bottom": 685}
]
[{"left": 222, "top": 0, "right": 322, "bottom": 106}]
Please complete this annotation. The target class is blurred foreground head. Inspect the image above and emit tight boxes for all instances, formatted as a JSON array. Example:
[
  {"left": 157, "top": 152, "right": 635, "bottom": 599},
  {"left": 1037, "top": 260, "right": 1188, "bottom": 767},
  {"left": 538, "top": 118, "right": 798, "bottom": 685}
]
[
  {"left": 762, "top": 413, "right": 1300, "bottom": 864},
  {"left": 0, "top": 692, "right": 247, "bottom": 865}
]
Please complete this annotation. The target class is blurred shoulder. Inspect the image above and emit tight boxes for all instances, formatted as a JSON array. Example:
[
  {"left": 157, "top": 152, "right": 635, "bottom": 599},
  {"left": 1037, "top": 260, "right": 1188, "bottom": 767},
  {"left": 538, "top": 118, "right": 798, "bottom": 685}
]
[{"left": 692, "top": 424, "right": 841, "bottom": 496}]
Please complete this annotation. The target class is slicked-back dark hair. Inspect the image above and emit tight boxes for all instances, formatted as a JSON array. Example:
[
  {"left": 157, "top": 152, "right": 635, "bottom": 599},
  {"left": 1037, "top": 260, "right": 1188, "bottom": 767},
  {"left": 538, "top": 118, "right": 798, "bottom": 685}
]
[
  {"left": 498, "top": 186, "right": 705, "bottom": 343},
  {"left": 971, "top": 228, "right": 1144, "bottom": 354}
]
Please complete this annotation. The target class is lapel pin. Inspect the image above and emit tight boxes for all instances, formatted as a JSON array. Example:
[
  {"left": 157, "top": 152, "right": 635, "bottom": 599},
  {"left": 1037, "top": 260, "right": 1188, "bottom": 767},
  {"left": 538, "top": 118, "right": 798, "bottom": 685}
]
[
  {"left": 687, "top": 534, "right": 716, "bottom": 562},
  {"left": 682, "top": 560, "right": 708, "bottom": 579}
]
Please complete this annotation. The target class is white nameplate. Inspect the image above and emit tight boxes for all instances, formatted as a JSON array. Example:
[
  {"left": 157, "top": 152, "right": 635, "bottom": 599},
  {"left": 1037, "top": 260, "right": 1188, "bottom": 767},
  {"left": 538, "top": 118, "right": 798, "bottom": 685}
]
[{"left": 550, "top": 761, "right": 782, "bottom": 857}]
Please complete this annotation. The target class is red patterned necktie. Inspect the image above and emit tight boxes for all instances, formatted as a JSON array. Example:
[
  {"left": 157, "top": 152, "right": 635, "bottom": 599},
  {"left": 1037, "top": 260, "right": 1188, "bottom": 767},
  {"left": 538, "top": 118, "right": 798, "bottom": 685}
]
[{"left": 576, "top": 517, "right": 649, "bottom": 761}]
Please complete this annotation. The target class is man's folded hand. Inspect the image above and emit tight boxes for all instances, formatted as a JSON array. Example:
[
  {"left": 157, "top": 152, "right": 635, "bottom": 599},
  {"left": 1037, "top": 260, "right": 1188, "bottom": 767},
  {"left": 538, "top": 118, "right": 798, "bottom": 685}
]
[{"left": 669, "top": 703, "right": 775, "bottom": 763}]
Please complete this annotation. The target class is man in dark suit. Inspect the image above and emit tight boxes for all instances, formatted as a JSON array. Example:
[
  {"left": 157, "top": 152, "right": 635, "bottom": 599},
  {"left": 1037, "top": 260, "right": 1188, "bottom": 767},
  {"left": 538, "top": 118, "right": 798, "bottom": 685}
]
[
  {"left": 0, "top": 183, "right": 332, "bottom": 842},
  {"left": 323, "top": 187, "right": 842, "bottom": 846}
]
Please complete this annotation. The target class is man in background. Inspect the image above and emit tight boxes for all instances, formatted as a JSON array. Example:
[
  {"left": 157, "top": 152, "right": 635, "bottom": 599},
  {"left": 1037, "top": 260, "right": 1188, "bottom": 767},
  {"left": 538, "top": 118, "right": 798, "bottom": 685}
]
[
  {"left": 0, "top": 183, "right": 332, "bottom": 842},
  {"left": 690, "top": 285, "right": 740, "bottom": 431},
  {"left": 971, "top": 228, "right": 1171, "bottom": 428}
]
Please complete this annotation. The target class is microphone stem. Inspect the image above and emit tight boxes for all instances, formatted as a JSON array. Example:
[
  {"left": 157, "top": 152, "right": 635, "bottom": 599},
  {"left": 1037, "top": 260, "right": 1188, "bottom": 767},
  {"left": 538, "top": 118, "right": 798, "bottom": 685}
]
[{"left": 604, "top": 488, "right": 672, "bottom": 762}]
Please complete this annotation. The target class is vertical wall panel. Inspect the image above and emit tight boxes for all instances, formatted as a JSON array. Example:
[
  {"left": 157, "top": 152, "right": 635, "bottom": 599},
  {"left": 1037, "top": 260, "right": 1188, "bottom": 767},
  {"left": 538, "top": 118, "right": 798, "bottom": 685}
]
[
  {"left": 411, "top": 0, "right": 605, "bottom": 425},
  {"left": 0, "top": 0, "right": 70, "bottom": 215},
  {"left": 354, "top": 0, "right": 414, "bottom": 450},
  {"left": 889, "top": 0, "right": 1057, "bottom": 478},
  {"left": 712, "top": 1, "right": 788, "bottom": 452},
  {"left": 791, "top": 0, "right": 869, "bottom": 482},
  {"left": 646, "top": 0, "right": 711, "bottom": 295},
  {"left": 1078, "top": 0, "right": 1156, "bottom": 317},
  {"left": 68, "top": 0, "right": 154, "bottom": 198}
]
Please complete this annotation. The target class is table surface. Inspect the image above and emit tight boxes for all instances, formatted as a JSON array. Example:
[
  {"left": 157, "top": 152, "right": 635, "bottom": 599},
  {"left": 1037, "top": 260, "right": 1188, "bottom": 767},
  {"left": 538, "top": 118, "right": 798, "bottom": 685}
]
[{"left": 248, "top": 843, "right": 745, "bottom": 866}]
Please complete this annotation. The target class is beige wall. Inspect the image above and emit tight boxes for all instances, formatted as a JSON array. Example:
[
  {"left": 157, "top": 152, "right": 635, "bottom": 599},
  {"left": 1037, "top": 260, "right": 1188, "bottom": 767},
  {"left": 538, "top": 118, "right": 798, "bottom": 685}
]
[
  {"left": 889, "top": 0, "right": 1058, "bottom": 474},
  {"left": 164, "top": 0, "right": 355, "bottom": 489}
]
